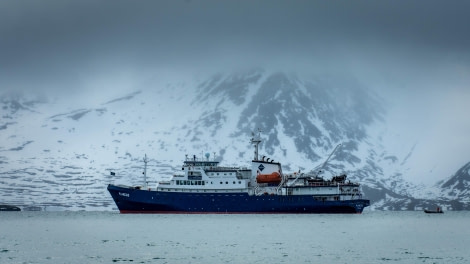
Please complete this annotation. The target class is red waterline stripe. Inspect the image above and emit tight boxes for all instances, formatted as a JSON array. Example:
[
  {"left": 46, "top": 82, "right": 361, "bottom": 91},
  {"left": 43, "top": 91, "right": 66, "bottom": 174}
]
[{"left": 119, "top": 210, "right": 362, "bottom": 214}]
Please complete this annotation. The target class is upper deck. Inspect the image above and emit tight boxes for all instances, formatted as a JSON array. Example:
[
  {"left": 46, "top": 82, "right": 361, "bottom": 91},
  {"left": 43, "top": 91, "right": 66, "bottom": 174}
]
[{"left": 183, "top": 155, "right": 219, "bottom": 168}]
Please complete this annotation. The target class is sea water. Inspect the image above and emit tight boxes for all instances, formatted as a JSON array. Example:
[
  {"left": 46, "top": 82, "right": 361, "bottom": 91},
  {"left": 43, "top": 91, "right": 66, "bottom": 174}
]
[{"left": 0, "top": 211, "right": 469, "bottom": 264}]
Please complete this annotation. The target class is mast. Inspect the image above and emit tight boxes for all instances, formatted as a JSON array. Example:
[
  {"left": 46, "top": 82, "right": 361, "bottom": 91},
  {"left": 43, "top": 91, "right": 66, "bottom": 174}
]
[
  {"left": 317, "top": 143, "right": 342, "bottom": 174},
  {"left": 250, "top": 129, "right": 262, "bottom": 161},
  {"left": 143, "top": 154, "right": 148, "bottom": 188}
]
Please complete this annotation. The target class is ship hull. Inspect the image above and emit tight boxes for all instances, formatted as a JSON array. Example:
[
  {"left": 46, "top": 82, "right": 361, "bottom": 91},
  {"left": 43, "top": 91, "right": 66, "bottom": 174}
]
[{"left": 108, "top": 184, "right": 369, "bottom": 214}]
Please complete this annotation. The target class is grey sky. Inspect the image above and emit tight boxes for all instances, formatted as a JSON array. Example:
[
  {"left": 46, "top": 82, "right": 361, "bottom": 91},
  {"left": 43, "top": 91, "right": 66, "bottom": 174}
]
[
  {"left": 1, "top": 0, "right": 470, "bottom": 183},
  {"left": 2, "top": 1, "right": 469, "bottom": 86}
]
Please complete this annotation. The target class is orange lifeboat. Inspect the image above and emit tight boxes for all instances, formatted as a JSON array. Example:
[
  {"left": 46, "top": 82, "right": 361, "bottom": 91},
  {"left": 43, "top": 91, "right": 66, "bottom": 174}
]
[{"left": 256, "top": 172, "right": 282, "bottom": 184}]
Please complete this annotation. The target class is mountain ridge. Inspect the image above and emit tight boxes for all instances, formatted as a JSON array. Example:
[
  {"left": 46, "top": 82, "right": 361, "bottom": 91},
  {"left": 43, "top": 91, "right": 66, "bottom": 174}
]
[{"left": 1, "top": 70, "right": 468, "bottom": 210}]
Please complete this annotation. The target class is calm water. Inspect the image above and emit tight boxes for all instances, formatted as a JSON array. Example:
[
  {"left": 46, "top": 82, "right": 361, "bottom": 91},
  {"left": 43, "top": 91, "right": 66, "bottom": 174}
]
[{"left": 1, "top": 211, "right": 469, "bottom": 264}]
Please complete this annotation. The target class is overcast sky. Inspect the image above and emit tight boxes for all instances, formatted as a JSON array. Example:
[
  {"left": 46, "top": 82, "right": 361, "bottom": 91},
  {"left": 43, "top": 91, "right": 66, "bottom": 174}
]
[{"left": 1, "top": 0, "right": 469, "bottom": 184}]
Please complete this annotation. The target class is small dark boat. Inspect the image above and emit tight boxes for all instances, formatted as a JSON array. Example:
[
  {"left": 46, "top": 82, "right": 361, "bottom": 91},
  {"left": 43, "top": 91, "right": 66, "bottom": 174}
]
[
  {"left": 424, "top": 207, "right": 443, "bottom": 214},
  {"left": 0, "top": 204, "right": 21, "bottom": 211}
]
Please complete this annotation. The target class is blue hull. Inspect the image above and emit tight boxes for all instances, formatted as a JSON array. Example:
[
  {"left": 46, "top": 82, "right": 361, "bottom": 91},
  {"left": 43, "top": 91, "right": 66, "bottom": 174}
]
[{"left": 108, "top": 184, "right": 370, "bottom": 214}]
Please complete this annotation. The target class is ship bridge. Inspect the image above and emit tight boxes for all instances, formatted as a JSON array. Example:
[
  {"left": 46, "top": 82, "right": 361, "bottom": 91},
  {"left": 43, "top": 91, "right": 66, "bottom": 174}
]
[{"left": 183, "top": 154, "right": 219, "bottom": 169}]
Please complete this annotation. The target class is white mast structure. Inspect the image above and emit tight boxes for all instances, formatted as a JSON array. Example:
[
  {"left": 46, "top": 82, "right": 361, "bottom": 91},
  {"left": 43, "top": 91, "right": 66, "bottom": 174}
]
[
  {"left": 250, "top": 129, "right": 262, "bottom": 161},
  {"left": 143, "top": 154, "right": 148, "bottom": 188}
]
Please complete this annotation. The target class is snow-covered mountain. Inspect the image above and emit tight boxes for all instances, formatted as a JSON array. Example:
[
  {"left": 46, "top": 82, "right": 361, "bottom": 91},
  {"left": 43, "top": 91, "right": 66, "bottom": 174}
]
[
  {"left": 435, "top": 162, "right": 470, "bottom": 209},
  {"left": 1, "top": 69, "right": 468, "bottom": 210}
]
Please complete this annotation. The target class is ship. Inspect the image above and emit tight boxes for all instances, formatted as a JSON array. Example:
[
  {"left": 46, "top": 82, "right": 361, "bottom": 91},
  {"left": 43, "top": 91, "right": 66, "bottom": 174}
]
[
  {"left": 107, "top": 132, "right": 370, "bottom": 214},
  {"left": 0, "top": 204, "right": 21, "bottom": 211},
  {"left": 424, "top": 207, "right": 443, "bottom": 214}
]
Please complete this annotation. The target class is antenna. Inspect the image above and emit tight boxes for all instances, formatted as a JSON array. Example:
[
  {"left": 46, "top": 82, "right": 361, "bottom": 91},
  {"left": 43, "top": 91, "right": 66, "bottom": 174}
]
[
  {"left": 250, "top": 129, "right": 262, "bottom": 161},
  {"left": 143, "top": 154, "right": 148, "bottom": 188}
]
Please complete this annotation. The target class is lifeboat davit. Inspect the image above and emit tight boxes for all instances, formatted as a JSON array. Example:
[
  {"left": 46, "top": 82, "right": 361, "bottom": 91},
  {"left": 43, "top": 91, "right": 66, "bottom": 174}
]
[{"left": 256, "top": 172, "right": 282, "bottom": 184}]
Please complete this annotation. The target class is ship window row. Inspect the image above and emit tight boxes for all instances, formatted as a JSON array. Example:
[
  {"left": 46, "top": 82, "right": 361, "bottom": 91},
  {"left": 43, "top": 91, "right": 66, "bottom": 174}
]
[
  {"left": 220, "top": 181, "right": 242, "bottom": 185},
  {"left": 279, "top": 197, "right": 305, "bottom": 202},
  {"left": 209, "top": 172, "right": 234, "bottom": 176},
  {"left": 184, "top": 162, "right": 218, "bottom": 167},
  {"left": 175, "top": 180, "right": 242, "bottom": 185},
  {"left": 313, "top": 196, "right": 340, "bottom": 201},
  {"left": 176, "top": 180, "right": 205, "bottom": 186}
]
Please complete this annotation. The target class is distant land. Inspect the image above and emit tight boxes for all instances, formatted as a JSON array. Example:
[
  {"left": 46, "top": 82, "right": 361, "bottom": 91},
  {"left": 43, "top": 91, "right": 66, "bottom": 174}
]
[{"left": 1, "top": 70, "right": 469, "bottom": 210}]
